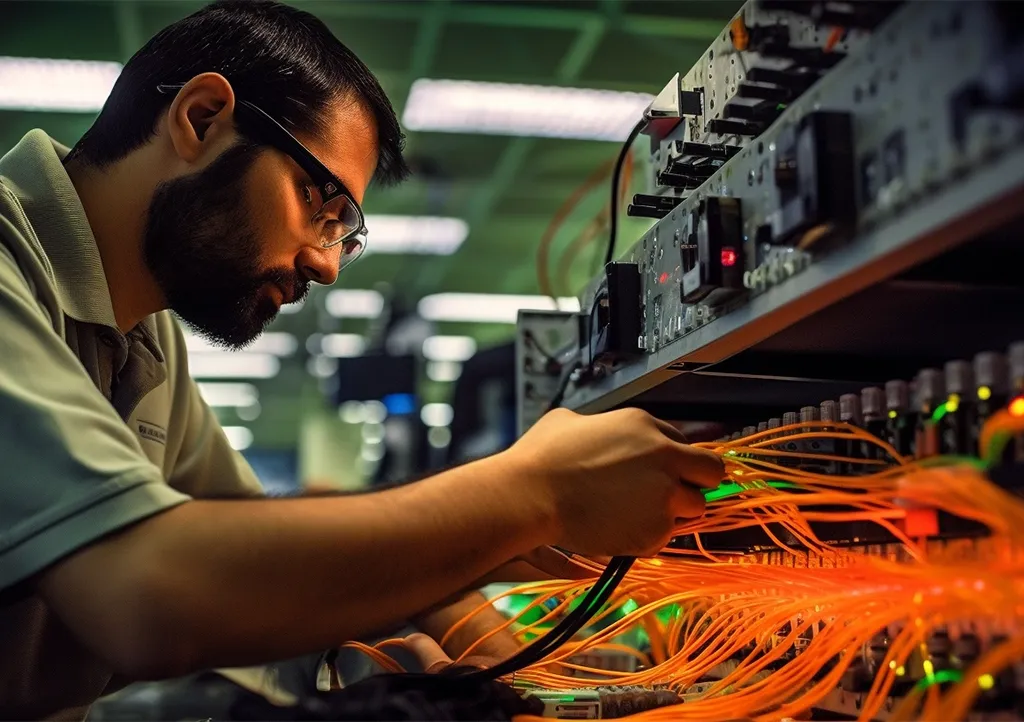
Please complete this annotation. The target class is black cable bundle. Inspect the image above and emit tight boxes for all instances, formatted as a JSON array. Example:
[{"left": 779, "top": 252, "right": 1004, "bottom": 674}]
[{"left": 452, "top": 556, "right": 635, "bottom": 682}]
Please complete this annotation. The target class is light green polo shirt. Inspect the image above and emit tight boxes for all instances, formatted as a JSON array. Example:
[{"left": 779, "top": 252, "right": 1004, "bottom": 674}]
[{"left": 0, "top": 130, "right": 264, "bottom": 720}]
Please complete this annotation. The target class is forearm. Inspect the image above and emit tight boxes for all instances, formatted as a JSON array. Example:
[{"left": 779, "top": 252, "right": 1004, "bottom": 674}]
[
  {"left": 412, "top": 591, "right": 521, "bottom": 660},
  {"left": 40, "top": 451, "right": 552, "bottom": 678}
]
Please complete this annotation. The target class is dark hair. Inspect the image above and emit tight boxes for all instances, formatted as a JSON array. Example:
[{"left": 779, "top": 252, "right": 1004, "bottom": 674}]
[{"left": 67, "top": 0, "right": 409, "bottom": 186}]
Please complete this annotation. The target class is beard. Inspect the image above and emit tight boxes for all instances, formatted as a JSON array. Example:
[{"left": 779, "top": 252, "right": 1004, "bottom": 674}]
[{"left": 143, "top": 141, "right": 310, "bottom": 350}]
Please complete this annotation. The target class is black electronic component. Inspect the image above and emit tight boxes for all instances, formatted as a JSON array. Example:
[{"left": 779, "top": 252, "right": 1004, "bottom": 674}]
[
  {"left": 782, "top": 411, "right": 798, "bottom": 426},
  {"left": 680, "top": 197, "right": 746, "bottom": 304},
  {"left": 914, "top": 369, "right": 945, "bottom": 458},
  {"left": 674, "top": 141, "right": 742, "bottom": 161},
  {"left": 772, "top": 111, "right": 857, "bottom": 248},
  {"left": 884, "top": 380, "right": 915, "bottom": 457},
  {"left": 585, "top": 263, "right": 642, "bottom": 369},
  {"left": 743, "top": 425, "right": 757, "bottom": 437},
  {"left": 757, "top": 421, "right": 769, "bottom": 434},
  {"left": 746, "top": 66, "right": 821, "bottom": 92},
  {"left": 860, "top": 387, "right": 887, "bottom": 460},
  {"left": 736, "top": 82, "right": 792, "bottom": 104},
  {"left": 820, "top": 400, "right": 837, "bottom": 423},
  {"left": 706, "top": 118, "right": 764, "bottom": 137},
  {"left": 742, "top": 22, "right": 789, "bottom": 50},
  {"left": 839, "top": 393, "right": 863, "bottom": 473},
  {"left": 627, "top": 193, "right": 685, "bottom": 220},
  {"left": 656, "top": 171, "right": 702, "bottom": 190},
  {"left": 941, "top": 360, "right": 974, "bottom": 456},
  {"left": 679, "top": 89, "right": 704, "bottom": 117},
  {"left": 799, "top": 406, "right": 818, "bottom": 423},
  {"left": 723, "top": 101, "right": 785, "bottom": 127}
]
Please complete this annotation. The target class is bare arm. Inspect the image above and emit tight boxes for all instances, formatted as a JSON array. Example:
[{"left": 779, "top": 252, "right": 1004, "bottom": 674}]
[
  {"left": 39, "top": 407, "right": 722, "bottom": 683},
  {"left": 39, "top": 451, "right": 551, "bottom": 680}
]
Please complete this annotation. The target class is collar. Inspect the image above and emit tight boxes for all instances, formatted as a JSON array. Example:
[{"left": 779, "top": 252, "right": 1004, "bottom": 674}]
[{"left": 0, "top": 129, "right": 160, "bottom": 345}]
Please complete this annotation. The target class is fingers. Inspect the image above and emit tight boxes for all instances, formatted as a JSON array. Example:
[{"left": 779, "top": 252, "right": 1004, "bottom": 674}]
[
  {"left": 622, "top": 408, "right": 725, "bottom": 489},
  {"left": 669, "top": 444, "right": 725, "bottom": 489},
  {"left": 404, "top": 633, "right": 453, "bottom": 674},
  {"left": 669, "top": 483, "right": 707, "bottom": 520}
]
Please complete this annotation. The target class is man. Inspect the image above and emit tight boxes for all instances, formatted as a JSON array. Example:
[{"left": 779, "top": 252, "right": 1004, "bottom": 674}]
[{"left": 0, "top": 1, "right": 723, "bottom": 719}]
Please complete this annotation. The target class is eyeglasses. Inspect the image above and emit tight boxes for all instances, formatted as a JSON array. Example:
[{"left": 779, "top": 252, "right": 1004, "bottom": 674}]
[{"left": 156, "top": 84, "right": 368, "bottom": 271}]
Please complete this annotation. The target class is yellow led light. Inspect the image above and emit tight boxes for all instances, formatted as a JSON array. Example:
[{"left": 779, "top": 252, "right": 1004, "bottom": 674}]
[
  {"left": 649, "top": 559, "right": 663, "bottom": 566},
  {"left": 732, "top": 469, "right": 744, "bottom": 476},
  {"left": 978, "top": 386, "right": 992, "bottom": 401},
  {"left": 889, "top": 660, "right": 898, "bottom": 670},
  {"left": 946, "top": 394, "right": 960, "bottom": 413},
  {"left": 978, "top": 674, "right": 995, "bottom": 690},
  {"left": 896, "top": 666, "right": 906, "bottom": 676},
  {"left": 888, "top": 409, "right": 898, "bottom": 419},
  {"left": 1011, "top": 397, "right": 1024, "bottom": 418},
  {"left": 923, "top": 659, "right": 935, "bottom": 678}
]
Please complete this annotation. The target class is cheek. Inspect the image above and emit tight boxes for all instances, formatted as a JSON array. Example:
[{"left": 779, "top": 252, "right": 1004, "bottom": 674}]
[{"left": 243, "top": 155, "right": 315, "bottom": 250}]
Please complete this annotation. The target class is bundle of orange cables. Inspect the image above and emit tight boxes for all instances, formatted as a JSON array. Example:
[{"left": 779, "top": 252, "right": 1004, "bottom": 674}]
[{"left": 356, "top": 420, "right": 1024, "bottom": 721}]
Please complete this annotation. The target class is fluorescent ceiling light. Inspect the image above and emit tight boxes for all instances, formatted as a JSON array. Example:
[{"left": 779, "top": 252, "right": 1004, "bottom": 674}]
[
  {"left": 426, "top": 360, "right": 462, "bottom": 383},
  {"left": 364, "top": 215, "right": 468, "bottom": 256},
  {"left": 325, "top": 289, "right": 384, "bottom": 318},
  {"left": 403, "top": 78, "right": 653, "bottom": 141},
  {"left": 421, "top": 402, "right": 454, "bottom": 428},
  {"left": 422, "top": 335, "right": 477, "bottom": 362},
  {"left": 223, "top": 426, "right": 254, "bottom": 451},
  {"left": 188, "top": 353, "right": 280, "bottom": 379},
  {"left": 197, "top": 382, "right": 259, "bottom": 408},
  {"left": 418, "top": 293, "right": 581, "bottom": 324},
  {"left": 184, "top": 331, "right": 297, "bottom": 356},
  {"left": 0, "top": 56, "right": 121, "bottom": 112},
  {"left": 321, "top": 333, "right": 367, "bottom": 358}
]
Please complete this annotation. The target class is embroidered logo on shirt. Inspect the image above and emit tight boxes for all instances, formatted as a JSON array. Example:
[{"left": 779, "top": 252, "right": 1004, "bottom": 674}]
[{"left": 137, "top": 420, "right": 167, "bottom": 445}]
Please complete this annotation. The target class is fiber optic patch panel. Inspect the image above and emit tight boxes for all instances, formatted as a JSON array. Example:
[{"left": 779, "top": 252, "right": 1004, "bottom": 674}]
[{"left": 517, "top": 0, "right": 1024, "bottom": 432}]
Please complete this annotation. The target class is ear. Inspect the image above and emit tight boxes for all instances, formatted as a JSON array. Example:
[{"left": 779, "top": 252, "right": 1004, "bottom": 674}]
[{"left": 165, "top": 72, "right": 238, "bottom": 164}]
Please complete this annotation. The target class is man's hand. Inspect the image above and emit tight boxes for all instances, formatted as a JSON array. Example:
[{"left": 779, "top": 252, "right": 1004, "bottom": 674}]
[
  {"left": 411, "top": 591, "right": 521, "bottom": 667},
  {"left": 506, "top": 407, "right": 724, "bottom": 557},
  {"left": 478, "top": 546, "right": 603, "bottom": 585},
  {"left": 404, "top": 632, "right": 498, "bottom": 673}
]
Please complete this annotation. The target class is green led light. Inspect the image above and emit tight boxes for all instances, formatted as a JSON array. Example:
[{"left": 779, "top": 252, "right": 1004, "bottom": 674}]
[
  {"left": 931, "top": 403, "right": 949, "bottom": 424},
  {"left": 912, "top": 669, "right": 963, "bottom": 693},
  {"left": 621, "top": 599, "right": 639, "bottom": 614},
  {"left": 704, "top": 480, "right": 798, "bottom": 502}
]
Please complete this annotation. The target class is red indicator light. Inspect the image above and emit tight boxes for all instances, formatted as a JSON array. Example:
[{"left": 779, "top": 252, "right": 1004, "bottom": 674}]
[
  {"left": 721, "top": 248, "right": 738, "bottom": 267},
  {"left": 659, "top": 272, "right": 670, "bottom": 284}
]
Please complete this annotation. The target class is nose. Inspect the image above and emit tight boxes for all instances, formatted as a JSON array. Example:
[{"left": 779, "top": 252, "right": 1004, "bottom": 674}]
[{"left": 296, "top": 244, "right": 341, "bottom": 286}]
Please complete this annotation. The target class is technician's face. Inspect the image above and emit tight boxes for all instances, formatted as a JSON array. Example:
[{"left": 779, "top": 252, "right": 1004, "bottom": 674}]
[{"left": 144, "top": 99, "right": 378, "bottom": 349}]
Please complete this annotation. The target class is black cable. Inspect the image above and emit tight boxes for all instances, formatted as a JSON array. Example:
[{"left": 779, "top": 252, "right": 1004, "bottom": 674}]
[
  {"left": 545, "top": 361, "right": 579, "bottom": 413},
  {"left": 603, "top": 119, "right": 647, "bottom": 268},
  {"left": 454, "top": 556, "right": 635, "bottom": 682}
]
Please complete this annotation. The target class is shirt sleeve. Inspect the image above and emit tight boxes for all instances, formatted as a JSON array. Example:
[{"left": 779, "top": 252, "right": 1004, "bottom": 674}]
[
  {"left": 158, "top": 316, "right": 265, "bottom": 499},
  {"left": 0, "top": 243, "right": 190, "bottom": 591}
]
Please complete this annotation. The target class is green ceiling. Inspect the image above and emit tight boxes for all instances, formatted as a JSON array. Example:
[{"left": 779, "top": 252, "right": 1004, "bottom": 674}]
[{"left": 0, "top": 0, "right": 743, "bottom": 449}]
